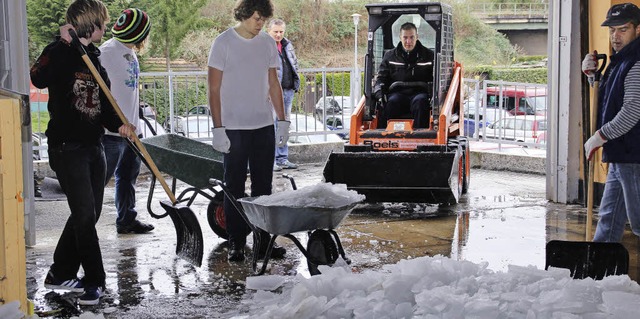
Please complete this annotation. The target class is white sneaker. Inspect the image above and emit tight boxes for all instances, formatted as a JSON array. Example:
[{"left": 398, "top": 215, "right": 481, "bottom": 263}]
[
  {"left": 277, "top": 160, "right": 298, "bottom": 169},
  {"left": 273, "top": 164, "right": 283, "bottom": 171}
]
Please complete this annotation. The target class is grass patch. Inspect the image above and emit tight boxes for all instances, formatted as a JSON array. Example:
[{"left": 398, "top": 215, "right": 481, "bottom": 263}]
[{"left": 31, "top": 111, "right": 49, "bottom": 133}]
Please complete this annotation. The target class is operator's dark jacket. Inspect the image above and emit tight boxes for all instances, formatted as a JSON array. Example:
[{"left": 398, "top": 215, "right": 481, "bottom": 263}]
[
  {"left": 373, "top": 40, "right": 434, "bottom": 97},
  {"left": 598, "top": 36, "right": 640, "bottom": 163}
]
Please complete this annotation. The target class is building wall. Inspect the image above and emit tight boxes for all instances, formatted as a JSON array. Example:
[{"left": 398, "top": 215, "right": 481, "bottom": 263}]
[{"left": 501, "top": 29, "right": 548, "bottom": 56}]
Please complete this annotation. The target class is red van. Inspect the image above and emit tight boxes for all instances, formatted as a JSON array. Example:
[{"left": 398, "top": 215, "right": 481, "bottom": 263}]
[{"left": 485, "top": 86, "right": 547, "bottom": 116}]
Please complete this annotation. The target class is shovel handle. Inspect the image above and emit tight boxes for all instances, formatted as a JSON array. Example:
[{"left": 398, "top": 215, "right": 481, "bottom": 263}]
[
  {"left": 68, "top": 30, "right": 177, "bottom": 204},
  {"left": 588, "top": 52, "right": 607, "bottom": 86}
]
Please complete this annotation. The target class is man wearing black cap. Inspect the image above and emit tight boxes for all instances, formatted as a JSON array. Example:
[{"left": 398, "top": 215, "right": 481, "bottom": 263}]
[
  {"left": 99, "top": 8, "right": 155, "bottom": 235},
  {"left": 582, "top": 3, "right": 640, "bottom": 242}
]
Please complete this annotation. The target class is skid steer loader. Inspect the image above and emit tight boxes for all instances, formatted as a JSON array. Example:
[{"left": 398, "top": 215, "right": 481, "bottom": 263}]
[{"left": 323, "top": 2, "right": 469, "bottom": 205}]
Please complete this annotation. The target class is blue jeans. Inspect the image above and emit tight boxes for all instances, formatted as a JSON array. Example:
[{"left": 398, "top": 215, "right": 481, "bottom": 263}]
[
  {"left": 593, "top": 163, "right": 640, "bottom": 242},
  {"left": 102, "top": 135, "right": 142, "bottom": 228},
  {"left": 48, "top": 142, "right": 106, "bottom": 288},
  {"left": 378, "top": 92, "right": 430, "bottom": 129},
  {"left": 223, "top": 125, "right": 275, "bottom": 245},
  {"left": 275, "top": 89, "right": 294, "bottom": 164}
]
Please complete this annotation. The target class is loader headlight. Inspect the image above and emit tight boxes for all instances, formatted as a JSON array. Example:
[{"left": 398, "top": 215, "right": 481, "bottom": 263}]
[
  {"left": 427, "top": 6, "right": 441, "bottom": 13},
  {"left": 369, "top": 7, "right": 382, "bottom": 15}
]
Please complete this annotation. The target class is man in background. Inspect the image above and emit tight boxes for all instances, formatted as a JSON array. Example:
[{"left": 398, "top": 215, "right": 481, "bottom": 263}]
[{"left": 268, "top": 18, "right": 299, "bottom": 171}]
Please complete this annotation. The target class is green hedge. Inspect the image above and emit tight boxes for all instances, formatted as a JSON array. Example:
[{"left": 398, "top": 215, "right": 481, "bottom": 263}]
[
  {"left": 139, "top": 79, "right": 209, "bottom": 125},
  {"left": 466, "top": 66, "right": 548, "bottom": 84}
]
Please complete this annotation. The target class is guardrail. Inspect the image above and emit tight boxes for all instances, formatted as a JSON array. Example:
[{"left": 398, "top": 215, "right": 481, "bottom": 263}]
[
  {"left": 468, "top": 2, "right": 549, "bottom": 20},
  {"left": 29, "top": 69, "right": 547, "bottom": 160}
]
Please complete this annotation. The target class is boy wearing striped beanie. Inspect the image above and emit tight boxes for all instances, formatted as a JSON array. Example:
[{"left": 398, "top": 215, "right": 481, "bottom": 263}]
[{"left": 99, "top": 8, "right": 155, "bottom": 236}]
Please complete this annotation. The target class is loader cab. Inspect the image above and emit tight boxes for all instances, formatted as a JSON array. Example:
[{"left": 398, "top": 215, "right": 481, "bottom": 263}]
[{"left": 364, "top": 3, "right": 454, "bottom": 127}]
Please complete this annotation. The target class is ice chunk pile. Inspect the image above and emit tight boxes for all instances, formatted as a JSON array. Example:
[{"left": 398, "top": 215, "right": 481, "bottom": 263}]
[
  {"left": 252, "top": 183, "right": 365, "bottom": 208},
  {"left": 236, "top": 255, "right": 640, "bottom": 318}
]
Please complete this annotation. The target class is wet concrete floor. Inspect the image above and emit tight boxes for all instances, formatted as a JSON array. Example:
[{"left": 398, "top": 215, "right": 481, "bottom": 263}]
[{"left": 26, "top": 164, "right": 639, "bottom": 318}]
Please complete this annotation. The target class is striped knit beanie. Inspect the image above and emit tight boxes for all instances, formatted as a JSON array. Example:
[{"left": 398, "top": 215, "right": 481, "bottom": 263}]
[{"left": 111, "top": 8, "right": 150, "bottom": 44}]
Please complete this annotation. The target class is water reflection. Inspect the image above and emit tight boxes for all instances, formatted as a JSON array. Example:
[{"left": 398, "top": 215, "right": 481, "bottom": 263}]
[{"left": 116, "top": 248, "right": 144, "bottom": 307}]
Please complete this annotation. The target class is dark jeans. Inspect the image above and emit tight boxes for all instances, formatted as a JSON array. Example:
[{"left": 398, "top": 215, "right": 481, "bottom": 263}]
[
  {"left": 378, "top": 92, "right": 430, "bottom": 129},
  {"left": 223, "top": 125, "right": 275, "bottom": 245},
  {"left": 102, "top": 135, "right": 142, "bottom": 228},
  {"left": 48, "top": 142, "right": 106, "bottom": 288}
]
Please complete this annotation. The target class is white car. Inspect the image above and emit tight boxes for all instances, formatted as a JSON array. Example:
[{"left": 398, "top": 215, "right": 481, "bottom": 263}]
[
  {"left": 314, "top": 95, "right": 353, "bottom": 119},
  {"left": 289, "top": 113, "right": 344, "bottom": 144},
  {"left": 479, "top": 116, "right": 546, "bottom": 144}
]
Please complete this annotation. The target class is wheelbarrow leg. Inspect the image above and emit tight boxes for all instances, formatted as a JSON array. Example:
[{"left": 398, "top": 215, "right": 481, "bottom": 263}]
[
  {"left": 328, "top": 229, "right": 351, "bottom": 264},
  {"left": 252, "top": 233, "right": 279, "bottom": 276}
]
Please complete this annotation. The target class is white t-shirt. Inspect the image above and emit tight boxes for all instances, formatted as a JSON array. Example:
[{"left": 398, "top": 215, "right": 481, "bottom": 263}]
[
  {"left": 207, "top": 28, "right": 279, "bottom": 129},
  {"left": 99, "top": 38, "right": 141, "bottom": 136}
]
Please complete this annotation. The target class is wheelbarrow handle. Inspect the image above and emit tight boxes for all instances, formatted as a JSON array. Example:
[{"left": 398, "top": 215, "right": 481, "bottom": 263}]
[{"left": 69, "top": 30, "right": 177, "bottom": 204}]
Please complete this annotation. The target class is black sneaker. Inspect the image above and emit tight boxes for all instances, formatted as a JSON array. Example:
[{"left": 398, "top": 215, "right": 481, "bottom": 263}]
[
  {"left": 44, "top": 271, "right": 84, "bottom": 293},
  {"left": 78, "top": 286, "right": 104, "bottom": 306},
  {"left": 228, "top": 242, "right": 245, "bottom": 262},
  {"left": 117, "top": 220, "right": 155, "bottom": 234}
]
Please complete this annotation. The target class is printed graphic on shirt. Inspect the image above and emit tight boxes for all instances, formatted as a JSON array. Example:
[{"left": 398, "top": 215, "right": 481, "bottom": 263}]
[
  {"left": 124, "top": 53, "right": 139, "bottom": 89},
  {"left": 72, "top": 72, "right": 101, "bottom": 119}
]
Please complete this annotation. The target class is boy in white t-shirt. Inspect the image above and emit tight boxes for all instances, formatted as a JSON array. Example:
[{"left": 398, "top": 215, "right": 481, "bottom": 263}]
[
  {"left": 99, "top": 8, "right": 154, "bottom": 235},
  {"left": 207, "top": 0, "right": 289, "bottom": 262}
]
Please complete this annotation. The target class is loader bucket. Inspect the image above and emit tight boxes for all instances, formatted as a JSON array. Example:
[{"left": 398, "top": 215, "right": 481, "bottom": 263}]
[
  {"left": 160, "top": 200, "right": 204, "bottom": 267},
  {"left": 323, "top": 151, "right": 461, "bottom": 204}
]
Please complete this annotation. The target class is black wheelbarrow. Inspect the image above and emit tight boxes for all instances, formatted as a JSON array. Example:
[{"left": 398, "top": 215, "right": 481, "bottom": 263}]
[{"left": 209, "top": 178, "right": 362, "bottom": 276}]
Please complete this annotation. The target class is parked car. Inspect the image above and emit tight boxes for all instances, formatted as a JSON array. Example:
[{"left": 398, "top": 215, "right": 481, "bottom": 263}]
[
  {"left": 314, "top": 96, "right": 353, "bottom": 119},
  {"left": 187, "top": 105, "right": 210, "bottom": 116},
  {"left": 139, "top": 116, "right": 167, "bottom": 138},
  {"left": 169, "top": 114, "right": 214, "bottom": 139},
  {"left": 289, "top": 113, "right": 344, "bottom": 144},
  {"left": 140, "top": 101, "right": 157, "bottom": 119},
  {"left": 324, "top": 115, "right": 351, "bottom": 140},
  {"left": 478, "top": 116, "right": 547, "bottom": 144},
  {"left": 485, "top": 86, "right": 547, "bottom": 117}
]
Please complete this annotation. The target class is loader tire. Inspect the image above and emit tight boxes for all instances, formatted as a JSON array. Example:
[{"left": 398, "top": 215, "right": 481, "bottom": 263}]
[
  {"left": 207, "top": 194, "right": 229, "bottom": 240},
  {"left": 307, "top": 230, "right": 339, "bottom": 276}
]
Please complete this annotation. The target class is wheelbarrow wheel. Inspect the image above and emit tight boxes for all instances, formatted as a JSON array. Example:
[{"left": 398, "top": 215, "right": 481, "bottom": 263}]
[
  {"left": 207, "top": 195, "right": 228, "bottom": 240},
  {"left": 306, "top": 229, "right": 339, "bottom": 276}
]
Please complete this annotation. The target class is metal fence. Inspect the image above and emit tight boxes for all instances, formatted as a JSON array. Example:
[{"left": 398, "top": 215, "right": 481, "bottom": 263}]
[
  {"left": 29, "top": 69, "right": 547, "bottom": 159},
  {"left": 463, "top": 79, "right": 548, "bottom": 149}
]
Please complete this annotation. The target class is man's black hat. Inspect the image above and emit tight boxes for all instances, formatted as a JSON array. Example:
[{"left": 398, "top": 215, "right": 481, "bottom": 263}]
[{"left": 602, "top": 3, "right": 640, "bottom": 27}]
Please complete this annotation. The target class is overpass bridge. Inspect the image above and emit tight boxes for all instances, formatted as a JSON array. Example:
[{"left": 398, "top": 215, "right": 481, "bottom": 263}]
[{"left": 468, "top": 2, "right": 549, "bottom": 56}]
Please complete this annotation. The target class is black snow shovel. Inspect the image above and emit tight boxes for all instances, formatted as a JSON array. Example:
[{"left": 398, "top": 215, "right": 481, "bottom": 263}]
[
  {"left": 585, "top": 52, "right": 607, "bottom": 241},
  {"left": 545, "top": 240, "right": 628, "bottom": 280},
  {"left": 69, "top": 30, "right": 203, "bottom": 266}
]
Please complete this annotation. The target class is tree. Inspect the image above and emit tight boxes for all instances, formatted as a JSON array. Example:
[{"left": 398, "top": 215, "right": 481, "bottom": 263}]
[
  {"left": 138, "top": 0, "right": 207, "bottom": 70},
  {"left": 26, "top": 0, "right": 69, "bottom": 62}
]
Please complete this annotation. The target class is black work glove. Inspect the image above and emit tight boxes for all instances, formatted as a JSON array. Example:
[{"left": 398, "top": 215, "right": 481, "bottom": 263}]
[{"left": 374, "top": 90, "right": 384, "bottom": 101}]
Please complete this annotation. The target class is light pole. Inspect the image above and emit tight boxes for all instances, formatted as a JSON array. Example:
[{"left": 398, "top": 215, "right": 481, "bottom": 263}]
[{"left": 351, "top": 13, "right": 361, "bottom": 110}]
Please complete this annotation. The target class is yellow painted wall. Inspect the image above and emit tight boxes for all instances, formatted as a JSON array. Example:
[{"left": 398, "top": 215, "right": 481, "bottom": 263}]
[
  {"left": 586, "top": 0, "right": 640, "bottom": 182},
  {"left": 0, "top": 97, "right": 27, "bottom": 313}
]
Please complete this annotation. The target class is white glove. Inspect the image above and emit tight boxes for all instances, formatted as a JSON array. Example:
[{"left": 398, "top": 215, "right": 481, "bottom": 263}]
[
  {"left": 275, "top": 120, "right": 290, "bottom": 147},
  {"left": 212, "top": 127, "right": 230, "bottom": 153},
  {"left": 582, "top": 53, "right": 597, "bottom": 78},
  {"left": 584, "top": 130, "right": 607, "bottom": 161}
]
